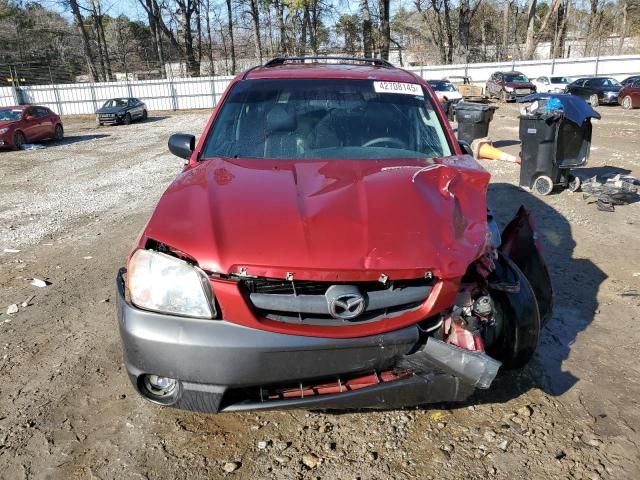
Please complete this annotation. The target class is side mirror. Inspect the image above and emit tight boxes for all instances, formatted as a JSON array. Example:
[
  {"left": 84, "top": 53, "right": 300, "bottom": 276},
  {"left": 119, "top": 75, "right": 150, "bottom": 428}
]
[
  {"left": 458, "top": 140, "right": 473, "bottom": 156},
  {"left": 168, "top": 133, "right": 195, "bottom": 160}
]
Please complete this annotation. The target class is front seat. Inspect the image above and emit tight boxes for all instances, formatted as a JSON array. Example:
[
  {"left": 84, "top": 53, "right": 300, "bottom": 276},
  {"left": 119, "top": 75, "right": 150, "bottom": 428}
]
[{"left": 264, "top": 105, "right": 300, "bottom": 158}]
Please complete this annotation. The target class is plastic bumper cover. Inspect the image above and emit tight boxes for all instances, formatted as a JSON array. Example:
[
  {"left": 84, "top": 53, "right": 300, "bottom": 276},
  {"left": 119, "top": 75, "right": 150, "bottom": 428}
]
[{"left": 117, "top": 271, "right": 482, "bottom": 413}]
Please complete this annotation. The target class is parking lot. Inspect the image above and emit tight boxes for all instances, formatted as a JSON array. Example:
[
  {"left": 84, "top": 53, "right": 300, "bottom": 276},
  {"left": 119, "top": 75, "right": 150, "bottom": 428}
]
[{"left": 0, "top": 104, "right": 639, "bottom": 479}]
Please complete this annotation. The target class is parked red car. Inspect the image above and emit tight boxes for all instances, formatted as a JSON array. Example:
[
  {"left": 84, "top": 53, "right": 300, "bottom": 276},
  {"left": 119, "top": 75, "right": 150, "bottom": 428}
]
[
  {"left": 619, "top": 78, "right": 640, "bottom": 109},
  {"left": 117, "top": 57, "right": 553, "bottom": 414},
  {"left": 0, "top": 105, "right": 64, "bottom": 150},
  {"left": 486, "top": 71, "right": 536, "bottom": 102}
]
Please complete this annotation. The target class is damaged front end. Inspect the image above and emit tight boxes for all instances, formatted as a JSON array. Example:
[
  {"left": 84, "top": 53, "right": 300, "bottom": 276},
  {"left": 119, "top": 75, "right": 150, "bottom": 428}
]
[
  {"left": 396, "top": 205, "right": 553, "bottom": 396},
  {"left": 213, "top": 207, "right": 553, "bottom": 412}
]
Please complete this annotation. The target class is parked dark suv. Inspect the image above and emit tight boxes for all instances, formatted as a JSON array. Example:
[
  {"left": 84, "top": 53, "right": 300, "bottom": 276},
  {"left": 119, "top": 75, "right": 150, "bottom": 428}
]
[
  {"left": 565, "top": 77, "right": 622, "bottom": 106},
  {"left": 96, "top": 97, "right": 148, "bottom": 126},
  {"left": 486, "top": 71, "right": 536, "bottom": 102},
  {"left": 116, "top": 57, "right": 552, "bottom": 414}
]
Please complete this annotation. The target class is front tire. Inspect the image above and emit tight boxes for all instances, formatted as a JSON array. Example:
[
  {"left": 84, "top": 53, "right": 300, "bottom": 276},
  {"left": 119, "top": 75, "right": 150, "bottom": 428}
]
[
  {"left": 123, "top": 113, "right": 132, "bottom": 125},
  {"left": 142, "top": 109, "right": 148, "bottom": 120},
  {"left": 13, "top": 131, "right": 25, "bottom": 150},
  {"left": 500, "top": 90, "right": 508, "bottom": 103},
  {"left": 54, "top": 124, "right": 64, "bottom": 141},
  {"left": 622, "top": 95, "right": 633, "bottom": 110},
  {"left": 589, "top": 94, "right": 599, "bottom": 107}
]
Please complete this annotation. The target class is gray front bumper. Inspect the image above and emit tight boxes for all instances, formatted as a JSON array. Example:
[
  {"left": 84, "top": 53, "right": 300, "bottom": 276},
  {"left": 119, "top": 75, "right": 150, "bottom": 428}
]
[{"left": 116, "top": 271, "right": 475, "bottom": 413}]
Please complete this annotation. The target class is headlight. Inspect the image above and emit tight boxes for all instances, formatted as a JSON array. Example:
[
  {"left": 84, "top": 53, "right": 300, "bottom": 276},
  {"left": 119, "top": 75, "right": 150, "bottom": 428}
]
[
  {"left": 504, "top": 86, "right": 513, "bottom": 92},
  {"left": 127, "top": 249, "right": 215, "bottom": 318},
  {"left": 0, "top": 128, "right": 9, "bottom": 134}
]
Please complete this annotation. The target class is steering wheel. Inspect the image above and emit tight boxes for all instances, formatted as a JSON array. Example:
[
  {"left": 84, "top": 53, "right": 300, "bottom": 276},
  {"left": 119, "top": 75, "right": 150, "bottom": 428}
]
[{"left": 362, "top": 137, "right": 407, "bottom": 149}]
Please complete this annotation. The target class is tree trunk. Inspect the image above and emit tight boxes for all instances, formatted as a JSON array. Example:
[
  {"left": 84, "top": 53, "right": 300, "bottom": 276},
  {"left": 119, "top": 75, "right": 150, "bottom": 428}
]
[
  {"left": 90, "top": 2, "right": 107, "bottom": 81},
  {"left": 584, "top": 0, "right": 600, "bottom": 56},
  {"left": 524, "top": 0, "right": 537, "bottom": 59},
  {"left": 360, "top": 0, "right": 374, "bottom": 58},
  {"left": 275, "top": 0, "right": 287, "bottom": 55},
  {"left": 379, "top": 0, "right": 390, "bottom": 60},
  {"left": 502, "top": 0, "right": 510, "bottom": 60},
  {"left": 69, "top": 0, "right": 98, "bottom": 82},
  {"left": 310, "top": 0, "right": 319, "bottom": 55},
  {"left": 552, "top": 0, "right": 569, "bottom": 58},
  {"left": 249, "top": 0, "right": 263, "bottom": 63},
  {"left": 524, "top": 0, "right": 561, "bottom": 59},
  {"left": 443, "top": 0, "right": 454, "bottom": 63},
  {"left": 618, "top": 0, "right": 628, "bottom": 54},
  {"left": 181, "top": 6, "right": 199, "bottom": 76},
  {"left": 195, "top": 1, "right": 203, "bottom": 64},
  {"left": 205, "top": 0, "right": 215, "bottom": 75},
  {"left": 300, "top": 6, "right": 309, "bottom": 56},
  {"left": 226, "top": 0, "right": 236, "bottom": 73},
  {"left": 96, "top": 2, "right": 113, "bottom": 80}
]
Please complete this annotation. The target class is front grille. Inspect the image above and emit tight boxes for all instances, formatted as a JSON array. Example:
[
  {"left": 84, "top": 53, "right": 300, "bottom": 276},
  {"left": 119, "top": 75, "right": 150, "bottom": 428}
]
[{"left": 242, "top": 277, "right": 435, "bottom": 326}]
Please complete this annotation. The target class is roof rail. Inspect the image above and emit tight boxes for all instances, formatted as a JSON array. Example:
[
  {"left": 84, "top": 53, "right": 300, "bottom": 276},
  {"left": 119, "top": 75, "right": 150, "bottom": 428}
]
[{"left": 263, "top": 56, "right": 394, "bottom": 68}]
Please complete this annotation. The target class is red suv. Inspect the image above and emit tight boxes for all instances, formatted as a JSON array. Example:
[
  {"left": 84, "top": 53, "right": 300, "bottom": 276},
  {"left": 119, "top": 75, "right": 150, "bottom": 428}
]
[
  {"left": 117, "top": 57, "right": 552, "bottom": 413},
  {"left": 0, "top": 105, "right": 64, "bottom": 150},
  {"left": 486, "top": 71, "right": 536, "bottom": 102}
]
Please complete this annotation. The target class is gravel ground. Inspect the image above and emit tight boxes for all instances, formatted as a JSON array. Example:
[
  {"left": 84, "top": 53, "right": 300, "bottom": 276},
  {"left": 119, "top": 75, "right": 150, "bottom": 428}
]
[{"left": 0, "top": 105, "right": 639, "bottom": 480}]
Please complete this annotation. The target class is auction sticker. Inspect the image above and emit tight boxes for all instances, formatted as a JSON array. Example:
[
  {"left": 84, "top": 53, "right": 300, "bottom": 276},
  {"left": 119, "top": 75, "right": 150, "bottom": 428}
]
[{"left": 374, "top": 81, "right": 423, "bottom": 96}]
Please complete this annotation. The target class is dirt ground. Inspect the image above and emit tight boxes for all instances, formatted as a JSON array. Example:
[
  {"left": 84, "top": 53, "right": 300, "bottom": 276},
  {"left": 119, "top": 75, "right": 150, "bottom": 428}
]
[{"left": 0, "top": 104, "right": 639, "bottom": 480}]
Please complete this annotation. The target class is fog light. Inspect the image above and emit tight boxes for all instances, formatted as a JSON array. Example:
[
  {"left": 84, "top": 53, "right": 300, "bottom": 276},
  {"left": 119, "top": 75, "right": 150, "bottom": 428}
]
[{"left": 143, "top": 374, "right": 177, "bottom": 397}]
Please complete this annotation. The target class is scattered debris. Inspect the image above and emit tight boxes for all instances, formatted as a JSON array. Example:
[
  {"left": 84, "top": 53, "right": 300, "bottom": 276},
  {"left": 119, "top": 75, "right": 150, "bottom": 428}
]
[
  {"left": 431, "top": 411, "right": 444, "bottom": 421},
  {"left": 21, "top": 295, "right": 36, "bottom": 308},
  {"left": 581, "top": 174, "right": 639, "bottom": 212},
  {"left": 83, "top": 256, "right": 93, "bottom": 260},
  {"left": 20, "top": 144, "right": 45, "bottom": 150},
  {"left": 497, "top": 440, "right": 508, "bottom": 451},
  {"left": 6, "top": 304, "right": 18, "bottom": 315},
  {"left": 30, "top": 278, "right": 49, "bottom": 288},
  {"left": 302, "top": 453, "right": 320, "bottom": 469},
  {"left": 257, "top": 440, "right": 270, "bottom": 450},
  {"left": 222, "top": 461, "right": 240, "bottom": 473},
  {"left": 3, "top": 248, "right": 20, "bottom": 253}
]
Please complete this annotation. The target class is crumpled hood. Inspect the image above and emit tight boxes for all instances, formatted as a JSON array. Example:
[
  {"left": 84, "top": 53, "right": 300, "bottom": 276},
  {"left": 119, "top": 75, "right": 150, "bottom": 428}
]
[{"left": 142, "top": 157, "right": 491, "bottom": 281}]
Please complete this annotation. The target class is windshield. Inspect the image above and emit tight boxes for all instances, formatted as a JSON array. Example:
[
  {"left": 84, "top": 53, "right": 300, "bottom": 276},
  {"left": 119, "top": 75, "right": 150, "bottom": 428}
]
[
  {"left": 103, "top": 98, "right": 128, "bottom": 108},
  {"left": 0, "top": 109, "right": 22, "bottom": 121},
  {"left": 203, "top": 79, "right": 452, "bottom": 160},
  {"left": 550, "top": 77, "right": 569, "bottom": 84},
  {"left": 503, "top": 73, "right": 529, "bottom": 84},
  {"left": 591, "top": 78, "right": 621, "bottom": 87},
  {"left": 428, "top": 81, "right": 457, "bottom": 92}
]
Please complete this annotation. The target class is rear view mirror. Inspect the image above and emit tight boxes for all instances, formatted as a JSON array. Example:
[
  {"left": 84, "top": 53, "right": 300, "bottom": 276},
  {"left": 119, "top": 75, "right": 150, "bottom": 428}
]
[{"left": 168, "top": 133, "right": 195, "bottom": 160}]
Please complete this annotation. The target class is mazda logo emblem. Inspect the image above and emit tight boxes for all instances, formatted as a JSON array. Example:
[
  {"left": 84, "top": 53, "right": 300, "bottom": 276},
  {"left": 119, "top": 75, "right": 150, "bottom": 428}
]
[{"left": 326, "top": 286, "right": 366, "bottom": 320}]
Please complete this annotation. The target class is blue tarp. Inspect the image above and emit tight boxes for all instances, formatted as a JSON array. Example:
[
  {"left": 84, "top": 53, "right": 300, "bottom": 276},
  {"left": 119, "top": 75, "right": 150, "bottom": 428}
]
[{"left": 517, "top": 93, "right": 601, "bottom": 126}]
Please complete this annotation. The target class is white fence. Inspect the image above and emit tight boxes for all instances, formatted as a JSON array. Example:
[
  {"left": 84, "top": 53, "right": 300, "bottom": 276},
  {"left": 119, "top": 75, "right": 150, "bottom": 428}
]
[{"left": 1, "top": 54, "right": 639, "bottom": 116}]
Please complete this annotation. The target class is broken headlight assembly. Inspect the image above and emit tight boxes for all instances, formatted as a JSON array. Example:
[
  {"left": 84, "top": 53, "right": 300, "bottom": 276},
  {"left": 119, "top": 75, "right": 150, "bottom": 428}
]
[{"left": 127, "top": 249, "right": 215, "bottom": 319}]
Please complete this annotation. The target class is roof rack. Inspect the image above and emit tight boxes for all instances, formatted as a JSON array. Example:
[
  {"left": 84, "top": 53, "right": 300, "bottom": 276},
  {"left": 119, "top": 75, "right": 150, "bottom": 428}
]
[{"left": 263, "top": 56, "right": 394, "bottom": 68}]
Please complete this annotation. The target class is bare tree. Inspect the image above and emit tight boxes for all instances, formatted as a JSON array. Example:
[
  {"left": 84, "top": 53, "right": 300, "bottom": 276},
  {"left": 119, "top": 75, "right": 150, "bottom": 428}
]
[
  {"left": 68, "top": 0, "right": 98, "bottom": 81},
  {"left": 378, "top": 0, "right": 391, "bottom": 59},
  {"left": 360, "top": 0, "right": 374, "bottom": 57},
  {"left": 524, "top": 0, "right": 561, "bottom": 59},
  {"left": 226, "top": 0, "right": 236, "bottom": 73}
]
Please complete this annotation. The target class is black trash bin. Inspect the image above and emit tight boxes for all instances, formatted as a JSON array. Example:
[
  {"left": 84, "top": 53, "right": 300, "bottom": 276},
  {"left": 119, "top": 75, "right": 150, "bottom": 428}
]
[
  {"left": 455, "top": 102, "right": 497, "bottom": 144},
  {"left": 517, "top": 94, "right": 600, "bottom": 195}
]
